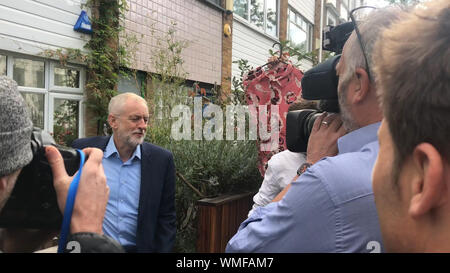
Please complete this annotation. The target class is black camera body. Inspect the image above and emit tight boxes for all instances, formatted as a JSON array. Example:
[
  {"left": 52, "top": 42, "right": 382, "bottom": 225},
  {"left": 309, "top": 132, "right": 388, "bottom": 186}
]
[
  {"left": 286, "top": 22, "right": 354, "bottom": 153},
  {"left": 0, "top": 128, "right": 81, "bottom": 229}
]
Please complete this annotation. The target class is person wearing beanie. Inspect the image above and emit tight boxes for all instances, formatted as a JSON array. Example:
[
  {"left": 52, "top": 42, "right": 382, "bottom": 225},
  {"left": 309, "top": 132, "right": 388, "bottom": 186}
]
[
  {"left": 0, "top": 76, "right": 33, "bottom": 212},
  {"left": 0, "top": 76, "right": 123, "bottom": 253}
]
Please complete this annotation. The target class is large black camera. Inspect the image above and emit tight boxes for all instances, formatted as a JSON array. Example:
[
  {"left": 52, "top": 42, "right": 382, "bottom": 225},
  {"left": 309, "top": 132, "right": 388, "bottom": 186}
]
[
  {"left": 286, "top": 22, "right": 354, "bottom": 153},
  {"left": 0, "top": 128, "right": 81, "bottom": 229}
]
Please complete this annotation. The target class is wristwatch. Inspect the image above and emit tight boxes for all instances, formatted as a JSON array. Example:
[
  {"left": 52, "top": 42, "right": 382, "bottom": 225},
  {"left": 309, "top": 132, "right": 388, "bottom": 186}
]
[{"left": 297, "top": 162, "right": 312, "bottom": 176}]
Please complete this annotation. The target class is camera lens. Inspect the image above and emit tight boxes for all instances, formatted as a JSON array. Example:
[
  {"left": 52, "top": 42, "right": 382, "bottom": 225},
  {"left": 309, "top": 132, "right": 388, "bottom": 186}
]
[{"left": 304, "top": 112, "right": 322, "bottom": 143}]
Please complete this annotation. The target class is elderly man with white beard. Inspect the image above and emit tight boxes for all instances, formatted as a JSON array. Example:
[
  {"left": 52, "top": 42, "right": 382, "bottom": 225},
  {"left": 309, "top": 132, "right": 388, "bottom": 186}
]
[{"left": 72, "top": 92, "right": 176, "bottom": 253}]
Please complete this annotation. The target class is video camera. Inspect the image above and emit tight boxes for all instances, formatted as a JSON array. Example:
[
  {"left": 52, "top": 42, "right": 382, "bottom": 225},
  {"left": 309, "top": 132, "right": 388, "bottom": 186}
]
[
  {"left": 286, "top": 22, "right": 354, "bottom": 153},
  {"left": 0, "top": 128, "right": 81, "bottom": 229}
]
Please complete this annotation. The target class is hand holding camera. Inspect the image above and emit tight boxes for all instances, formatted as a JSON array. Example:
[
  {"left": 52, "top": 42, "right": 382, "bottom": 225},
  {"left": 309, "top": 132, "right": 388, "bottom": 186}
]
[
  {"left": 46, "top": 146, "right": 109, "bottom": 234},
  {"left": 306, "top": 113, "right": 346, "bottom": 164}
]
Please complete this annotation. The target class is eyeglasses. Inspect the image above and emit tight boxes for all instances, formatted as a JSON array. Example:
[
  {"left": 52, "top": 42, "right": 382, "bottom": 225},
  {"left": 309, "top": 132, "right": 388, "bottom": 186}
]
[
  {"left": 349, "top": 6, "right": 377, "bottom": 81},
  {"left": 128, "top": 115, "right": 149, "bottom": 124},
  {"left": 114, "top": 114, "right": 149, "bottom": 124}
]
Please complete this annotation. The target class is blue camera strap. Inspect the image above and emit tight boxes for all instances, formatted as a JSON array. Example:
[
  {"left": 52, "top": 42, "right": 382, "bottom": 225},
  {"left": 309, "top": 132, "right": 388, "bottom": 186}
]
[{"left": 57, "top": 149, "right": 85, "bottom": 253}]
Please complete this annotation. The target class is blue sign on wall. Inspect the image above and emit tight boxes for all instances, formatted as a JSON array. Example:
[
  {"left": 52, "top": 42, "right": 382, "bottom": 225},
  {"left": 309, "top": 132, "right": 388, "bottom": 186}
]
[{"left": 74, "top": 10, "right": 93, "bottom": 34}]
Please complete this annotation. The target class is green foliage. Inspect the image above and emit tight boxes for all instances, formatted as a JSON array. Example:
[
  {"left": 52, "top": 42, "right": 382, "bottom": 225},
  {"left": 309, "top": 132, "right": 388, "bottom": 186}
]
[
  {"left": 40, "top": 48, "right": 87, "bottom": 66},
  {"left": 269, "top": 40, "right": 316, "bottom": 65},
  {"left": 230, "top": 59, "right": 252, "bottom": 105},
  {"left": 145, "top": 24, "right": 260, "bottom": 252},
  {"left": 83, "top": 0, "right": 138, "bottom": 133},
  {"left": 53, "top": 100, "right": 79, "bottom": 146},
  {"left": 148, "top": 131, "right": 260, "bottom": 253}
]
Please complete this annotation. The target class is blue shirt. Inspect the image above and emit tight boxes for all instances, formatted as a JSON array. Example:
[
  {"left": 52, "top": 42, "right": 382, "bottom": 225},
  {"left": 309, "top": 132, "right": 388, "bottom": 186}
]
[
  {"left": 226, "top": 122, "right": 383, "bottom": 253},
  {"left": 102, "top": 136, "right": 141, "bottom": 247}
]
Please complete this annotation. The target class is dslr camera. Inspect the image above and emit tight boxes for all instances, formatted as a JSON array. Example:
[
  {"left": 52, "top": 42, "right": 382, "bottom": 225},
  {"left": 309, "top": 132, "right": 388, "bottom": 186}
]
[
  {"left": 0, "top": 128, "right": 81, "bottom": 229},
  {"left": 286, "top": 22, "right": 354, "bottom": 153}
]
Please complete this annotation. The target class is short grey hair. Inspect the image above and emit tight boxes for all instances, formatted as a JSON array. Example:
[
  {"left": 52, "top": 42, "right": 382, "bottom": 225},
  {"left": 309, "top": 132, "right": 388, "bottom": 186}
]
[
  {"left": 342, "top": 7, "right": 406, "bottom": 83},
  {"left": 108, "top": 92, "right": 148, "bottom": 116}
]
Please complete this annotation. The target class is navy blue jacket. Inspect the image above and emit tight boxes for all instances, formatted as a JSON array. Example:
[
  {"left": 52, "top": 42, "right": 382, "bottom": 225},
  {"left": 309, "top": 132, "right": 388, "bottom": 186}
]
[{"left": 72, "top": 136, "right": 176, "bottom": 252}]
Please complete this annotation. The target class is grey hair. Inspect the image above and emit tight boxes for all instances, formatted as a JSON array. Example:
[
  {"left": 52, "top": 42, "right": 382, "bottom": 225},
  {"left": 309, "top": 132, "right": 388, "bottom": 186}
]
[
  {"left": 342, "top": 7, "right": 406, "bottom": 83},
  {"left": 108, "top": 92, "right": 148, "bottom": 116}
]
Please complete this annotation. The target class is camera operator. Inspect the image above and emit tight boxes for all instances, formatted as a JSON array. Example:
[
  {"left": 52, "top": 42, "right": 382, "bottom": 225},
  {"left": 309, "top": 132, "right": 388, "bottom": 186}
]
[
  {"left": 226, "top": 7, "right": 403, "bottom": 253},
  {"left": 372, "top": 0, "right": 450, "bottom": 252},
  {"left": 0, "top": 76, "right": 123, "bottom": 253}
]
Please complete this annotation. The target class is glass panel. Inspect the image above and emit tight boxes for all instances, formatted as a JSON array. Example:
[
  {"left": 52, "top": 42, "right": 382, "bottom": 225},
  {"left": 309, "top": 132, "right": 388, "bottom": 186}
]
[
  {"left": 53, "top": 98, "right": 79, "bottom": 146},
  {"left": 327, "top": 11, "right": 336, "bottom": 26},
  {"left": 296, "top": 14, "right": 302, "bottom": 27},
  {"left": 250, "top": 0, "right": 264, "bottom": 30},
  {"left": 266, "top": 0, "right": 277, "bottom": 37},
  {"left": 289, "top": 9, "right": 295, "bottom": 23},
  {"left": 20, "top": 92, "right": 45, "bottom": 129},
  {"left": 118, "top": 74, "right": 141, "bottom": 95},
  {"left": 289, "top": 22, "right": 307, "bottom": 49},
  {"left": 13, "top": 58, "right": 45, "bottom": 88},
  {"left": 0, "top": 55, "right": 6, "bottom": 75},
  {"left": 234, "top": 0, "right": 248, "bottom": 20},
  {"left": 341, "top": 4, "right": 348, "bottom": 20},
  {"left": 54, "top": 67, "right": 80, "bottom": 88}
]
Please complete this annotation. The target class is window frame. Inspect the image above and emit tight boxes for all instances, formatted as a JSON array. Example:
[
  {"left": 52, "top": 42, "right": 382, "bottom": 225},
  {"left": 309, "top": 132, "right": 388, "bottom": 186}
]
[
  {"left": 49, "top": 62, "right": 85, "bottom": 94},
  {"left": 288, "top": 7, "right": 313, "bottom": 52},
  {"left": 327, "top": 9, "right": 337, "bottom": 26},
  {"left": 0, "top": 50, "right": 85, "bottom": 138},
  {"left": 48, "top": 92, "right": 85, "bottom": 139},
  {"left": 233, "top": 0, "right": 280, "bottom": 38},
  {"left": 10, "top": 55, "right": 48, "bottom": 93},
  {"left": 0, "top": 54, "right": 7, "bottom": 76}
]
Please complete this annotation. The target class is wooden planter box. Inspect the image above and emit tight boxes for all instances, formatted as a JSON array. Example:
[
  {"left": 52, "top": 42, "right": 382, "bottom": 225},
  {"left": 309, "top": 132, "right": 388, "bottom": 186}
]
[{"left": 196, "top": 192, "right": 254, "bottom": 253}]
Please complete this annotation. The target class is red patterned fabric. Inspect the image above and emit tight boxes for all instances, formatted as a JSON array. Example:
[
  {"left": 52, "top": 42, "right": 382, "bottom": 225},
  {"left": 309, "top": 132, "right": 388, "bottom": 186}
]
[{"left": 244, "top": 62, "right": 303, "bottom": 177}]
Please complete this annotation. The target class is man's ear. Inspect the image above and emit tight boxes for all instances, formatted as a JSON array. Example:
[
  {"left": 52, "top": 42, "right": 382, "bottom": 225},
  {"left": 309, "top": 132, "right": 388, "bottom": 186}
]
[
  {"left": 351, "top": 68, "right": 371, "bottom": 104},
  {"left": 0, "top": 176, "right": 8, "bottom": 191},
  {"left": 409, "top": 143, "right": 448, "bottom": 218},
  {"left": 108, "top": 114, "right": 117, "bottom": 129}
]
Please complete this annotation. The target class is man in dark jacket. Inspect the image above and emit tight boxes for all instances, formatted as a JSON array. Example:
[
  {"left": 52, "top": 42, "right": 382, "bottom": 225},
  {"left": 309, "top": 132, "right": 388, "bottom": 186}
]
[
  {"left": 72, "top": 92, "right": 176, "bottom": 253},
  {"left": 0, "top": 76, "right": 123, "bottom": 253}
]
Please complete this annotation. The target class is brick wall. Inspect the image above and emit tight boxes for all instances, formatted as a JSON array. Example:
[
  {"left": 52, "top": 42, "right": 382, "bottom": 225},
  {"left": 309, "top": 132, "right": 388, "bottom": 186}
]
[{"left": 124, "top": 0, "right": 222, "bottom": 85}]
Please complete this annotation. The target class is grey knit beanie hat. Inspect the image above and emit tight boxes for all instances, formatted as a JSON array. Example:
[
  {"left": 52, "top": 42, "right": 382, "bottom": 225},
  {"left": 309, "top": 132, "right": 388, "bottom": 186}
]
[{"left": 0, "top": 76, "right": 33, "bottom": 177}]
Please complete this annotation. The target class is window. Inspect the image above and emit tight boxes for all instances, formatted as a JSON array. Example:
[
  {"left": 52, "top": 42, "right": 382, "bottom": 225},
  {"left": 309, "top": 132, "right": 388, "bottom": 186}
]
[
  {"left": 288, "top": 8, "right": 313, "bottom": 51},
  {"left": 340, "top": 3, "right": 349, "bottom": 21},
  {"left": 54, "top": 67, "right": 80, "bottom": 88},
  {"left": 234, "top": 0, "right": 249, "bottom": 20},
  {"left": 234, "top": 0, "right": 279, "bottom": 37},
  {"left": 201, "top": 0, "right": 224, "bottom": 11},
  {"left": 1, "top": 52, "right": 85, "bottom": 146},
  {"left": 327, "top": 9, "right": 337, "bottom": 26},
  {"left": 13, "top": 58, "right": 45, "bottom": 88},
  {"left": 250, "top": 0, "right": 264, "bottom": 30},
  {"left": 0, "top": 55, "right": 6, "bottom": 75},
  {"left": 327, "top": 0, "right": 337, "bottom": 8},
  {"left": 21, "top": 92, "right": 45, "bottom": 129},
  {"left": 118, "top": 71, "right": 147, "bottom": 96},
  {"left": 266, "top": 0, "right": 277, "bottom": 37},
  {"left": 50, "top": 94, "right": 83, "bottom": 146}
]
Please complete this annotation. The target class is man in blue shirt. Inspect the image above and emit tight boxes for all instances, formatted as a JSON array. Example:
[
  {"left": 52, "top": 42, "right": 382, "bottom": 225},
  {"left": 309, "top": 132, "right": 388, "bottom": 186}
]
[
  {"left": 372, "top": 1, "right": 450, "bottom": 252},
  {"left": 226, "top": 7, "right": 403, "bottom": 253},
  {"left": 73, "top": 93, "right": 176, "bottom": 252}
]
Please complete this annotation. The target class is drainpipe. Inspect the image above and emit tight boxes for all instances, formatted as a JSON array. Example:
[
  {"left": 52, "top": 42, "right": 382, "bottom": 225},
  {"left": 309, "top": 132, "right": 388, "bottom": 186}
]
[{"left": 319, "top": 0, "right": 324, "bottom": 63}]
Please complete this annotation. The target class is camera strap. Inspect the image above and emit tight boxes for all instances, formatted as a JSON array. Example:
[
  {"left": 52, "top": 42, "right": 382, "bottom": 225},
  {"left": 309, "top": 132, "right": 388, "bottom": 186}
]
[{"left": 57, "top": 149, "right": 86, "bottom": 253}]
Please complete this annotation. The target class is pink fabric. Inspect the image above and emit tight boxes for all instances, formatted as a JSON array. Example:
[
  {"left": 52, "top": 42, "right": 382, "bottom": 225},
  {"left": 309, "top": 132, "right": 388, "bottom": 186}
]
[{"left": 244, "top": 62, "right": 303, "bottom": 177}]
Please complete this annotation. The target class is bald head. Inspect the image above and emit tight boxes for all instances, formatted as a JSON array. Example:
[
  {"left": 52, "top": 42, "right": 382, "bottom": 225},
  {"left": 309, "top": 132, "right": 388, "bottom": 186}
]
[{"left": 108, "top": 92, "right": 148, "bottom": 116}]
